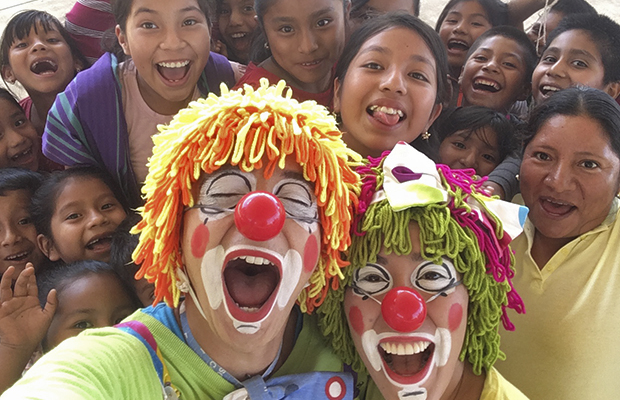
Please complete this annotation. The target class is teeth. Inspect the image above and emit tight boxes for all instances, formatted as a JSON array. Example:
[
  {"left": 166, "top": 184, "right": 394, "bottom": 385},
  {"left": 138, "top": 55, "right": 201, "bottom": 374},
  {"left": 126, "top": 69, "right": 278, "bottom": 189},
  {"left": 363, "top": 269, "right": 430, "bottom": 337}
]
[
  {"left": 6, "top": 251, "right": 28, "bottom": 261},
  {"left": 542, "top": 85, "right": 561, "bottom": 93},
  {"left": 380, "top": 341, "right": 430, "bottom": 355},
  {"left": 239, "top": 305, "right": 260, "bottom": 312},
  {"left": 236, "top": 255, "right": 271, "bottom": 265},
  {"left": 368, "top": 105, "right": 404, "bottom": 117},
  {"left": 32, "top": 60, "right": 57, "bottom": 69},
  {"left": 231, "top": 33, "right": 246, "bottom": 38},
  {"left": 475, "top": 78, "right": 500, "bottom": 90},
  {"left": 158, "top": 60, "right": 190, "bottom": 68}
]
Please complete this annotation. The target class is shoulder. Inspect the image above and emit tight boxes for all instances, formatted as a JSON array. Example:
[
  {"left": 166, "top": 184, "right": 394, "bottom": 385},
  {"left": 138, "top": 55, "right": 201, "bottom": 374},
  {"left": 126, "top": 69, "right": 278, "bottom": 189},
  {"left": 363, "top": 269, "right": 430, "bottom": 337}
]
[{"left": 480, "top": 367, "right": 530, "bottom": 400}]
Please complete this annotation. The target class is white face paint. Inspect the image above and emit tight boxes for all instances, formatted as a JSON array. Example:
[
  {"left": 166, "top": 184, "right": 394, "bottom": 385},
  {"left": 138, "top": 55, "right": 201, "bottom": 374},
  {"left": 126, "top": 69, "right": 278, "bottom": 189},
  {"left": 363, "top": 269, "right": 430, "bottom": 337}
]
[{"left": 361, "top": 328, "right": 452, "bottom": 399}]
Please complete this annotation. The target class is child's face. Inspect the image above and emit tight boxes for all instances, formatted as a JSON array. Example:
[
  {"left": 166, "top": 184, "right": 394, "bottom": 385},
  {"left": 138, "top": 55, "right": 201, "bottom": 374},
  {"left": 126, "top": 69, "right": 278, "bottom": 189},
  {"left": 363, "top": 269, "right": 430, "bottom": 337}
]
[
  {"left": 42, "top": 273, "right": 137, "bottom": 352},
  {"left": 41, "top": 177, "right": 127, "bottom": 263},
  {"left": 1, "top": 24, "right": 80, "bottom": 97},
  {"left": 0, "top": 98, "right": 40, "bottom": 171},
  {"left": 438, "top": 1, "right": 492, "bottom": 74},
  {"left": 0, "top": 190, "right": 45, "bottom": 276},
  {"left": 345, "top": 222, "right": 469, "bottom": 400},
  {"left": 116, "top": 0, "right": 211, "bottom": 114},
  {"left": 438, "top": 127, "right": 500, "bottom": 177},
  {"left": 217, "top": 0, "right": 258, "bottom": 60},
  {"left": 334, "top": 27, "right": 442, "bottom": 157},
  {"left": 459, "top": 36, "right": 530, "bottom": 113},
  {"left": 261, "top": 0, "right": 347, "bottom": 93},
  {"left": 349, "top": 0, "right": 417, "bottom": 34},
  {"left": 532, "top": 30, "right": 614, "bottom": 105}
]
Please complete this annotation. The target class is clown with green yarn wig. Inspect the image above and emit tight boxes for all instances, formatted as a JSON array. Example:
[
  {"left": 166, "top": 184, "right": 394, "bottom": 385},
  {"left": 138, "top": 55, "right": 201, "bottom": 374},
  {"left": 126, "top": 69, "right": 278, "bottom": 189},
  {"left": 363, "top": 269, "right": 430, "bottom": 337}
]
[
  {"left": 0, "top": 80, "right": 363, "bottom": 400},
  {"left": 318, "top": 142, "right": 529, "bottom": 400}
]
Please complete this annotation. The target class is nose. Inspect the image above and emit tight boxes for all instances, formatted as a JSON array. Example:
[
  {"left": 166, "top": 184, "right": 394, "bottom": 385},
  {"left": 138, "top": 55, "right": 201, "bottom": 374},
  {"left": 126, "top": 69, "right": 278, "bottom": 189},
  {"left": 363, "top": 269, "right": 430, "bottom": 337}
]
[
  {"left": 30, "top": 37, "right": 46, "bottom": 52},
  {"left": 381, "top": 286, "right": 427, "bottom": 332},
  {"left": 298, "top": 29, "right": 319, "bottom": 54},
  {"left": 229, "top": 9, "right": 243, "bottom": 27},
  {"left": 544, "top": 161, "right": 574, "bottom": 192},
  {"left": 453, "top": 19, "right": 467, "bottom": 34},
  {"left": 380, "top": 67, "right": 407, "bottom": 95},
  {"left": 235, "top": 191, "right": 286, "bottom": 241},
  {"left": 160, "top": 27, "right": 185, "bottom": 50},
  {"left": 546, "top": 59, "right": 565, "bottom": 78},
  {"left": 6, "top": 128, "right": 28, "bottom": 149},
  {"left": 87, "top": 209, "right": 109, "bottom": 228},
  {"left": 1, "top": 228, "right": 22, "bottom": 247},
  {"left": 460, "top": 150, "right": 478, "bottom": 170},
  {"left": 482, "top": 58, "right": 499, "bottom": 73}
]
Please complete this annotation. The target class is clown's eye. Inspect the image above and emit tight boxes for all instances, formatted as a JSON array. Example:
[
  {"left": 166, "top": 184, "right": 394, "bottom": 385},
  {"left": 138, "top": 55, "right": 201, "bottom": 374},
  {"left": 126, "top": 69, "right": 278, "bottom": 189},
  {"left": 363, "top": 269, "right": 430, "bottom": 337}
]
[
  {"left": 352, "top": 263, "right": 392, "bottom": 297},
  {"left": 273, "top": 179, "right": 319, "bottom": 228},
  {"left": 412, "top": 260, "right": 456, "bottom": 293},
  {"left": 197, "top": 170, "right": 256, "bottom": 218}
]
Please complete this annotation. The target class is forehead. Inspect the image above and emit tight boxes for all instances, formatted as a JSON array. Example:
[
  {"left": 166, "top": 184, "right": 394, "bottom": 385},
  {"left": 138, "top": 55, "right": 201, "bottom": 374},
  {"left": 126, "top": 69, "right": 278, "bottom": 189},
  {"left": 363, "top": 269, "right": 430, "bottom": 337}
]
[
  {"left": 533, "top": 114, "right": 613, "bottom": 152},
  {"left": 360, "top": 0, "right": 416, "bottom": 14},
  {"left": 263, "top": 0, "right": 342, "bottom": 20},
  {"left": 56, "top": 273, "right": 131, "bottom": 311},
  {"left": 548, "top": 29, "right": 600, "bottom": 57},
  {"left": 357, "top": 27, "right": 436, "bottom": 66},
  {"left": 474, "top": 35, "right": 525, "bottom": 58},
  {"left": 0, "top": 189, "right": 29, "bottom": 213},
  {"left": 447, "top": 0, "right": 489, "bottom": 19}
]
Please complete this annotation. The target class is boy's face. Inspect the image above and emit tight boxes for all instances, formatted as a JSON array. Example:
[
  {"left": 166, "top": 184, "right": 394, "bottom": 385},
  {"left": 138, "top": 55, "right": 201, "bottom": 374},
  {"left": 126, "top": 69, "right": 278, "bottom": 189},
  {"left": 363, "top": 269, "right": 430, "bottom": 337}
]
[
  {"left": 0, "top": 190, "right": 45, "bottom": 276},
  {"left": 531, "top": 29, "right": 618, "bottom": 105},
  {"left": 180, "top": 159, "right": 320, "bottom": 351},
  {"left": 459, "top": 35, "right": 530, "bottom": 113}
]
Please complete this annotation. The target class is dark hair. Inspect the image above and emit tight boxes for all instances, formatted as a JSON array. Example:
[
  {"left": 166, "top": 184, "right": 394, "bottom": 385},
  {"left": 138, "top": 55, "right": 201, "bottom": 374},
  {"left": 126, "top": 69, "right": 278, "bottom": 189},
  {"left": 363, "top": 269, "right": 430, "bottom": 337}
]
[
  {"left": 0, "top": 168, "right": 44, "bottom": 197},
  {"left": 466, "top": 25, "right": 537, "bottom": 84},
  {"left": 550, "top": 0, "right": 596, "bottom": 16},
  {"left": 335, "top": 12, "right": 450, "bottom": 106},
  {"left": 106, "top": 0, "right": 214, "bottom": 60},
  {"left": 109, "top": 212, "right": 141, "bottom": 282},
  {"left": 37, "top": 259, "right": 142, "bottom": 310},
  {"left": 351, "top": 0, "right": 420, "bottom": 18},
  {"left": 0, "top": 10, "right": 89, "bottom": 89},
  {"left": 525, "top": 86, "right": 620, "bottom": 158},
  {"left": 435, "top": 0, "right": 508, "bottom": 31},
  {"left": 434, "top": 106, "right": 519, "bottom": 162},
  {"left": 30, "top": 167, "right": 127, "bottom": 239},
  {"left": 545, "top": 14, "right": 620, "bottom": 85},
  {"left": 0, "top": 88, "right": 20, "bottom": 108}
]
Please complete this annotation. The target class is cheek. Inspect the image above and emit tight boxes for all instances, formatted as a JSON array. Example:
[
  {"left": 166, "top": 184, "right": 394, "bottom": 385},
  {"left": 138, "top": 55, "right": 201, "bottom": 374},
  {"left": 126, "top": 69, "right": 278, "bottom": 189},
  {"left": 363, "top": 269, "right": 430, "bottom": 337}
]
[
  {"left": 303, "top": 235, "right": 319, "bottom": 273},
  {"left": 448, "top": 303, "right": 464, "bottom": 332},
  {"left": 190, "top": 224, "right": 210, "bottom": 258},
  {"left": 348, "top": 305, "right": 366, "bottom": 336}
]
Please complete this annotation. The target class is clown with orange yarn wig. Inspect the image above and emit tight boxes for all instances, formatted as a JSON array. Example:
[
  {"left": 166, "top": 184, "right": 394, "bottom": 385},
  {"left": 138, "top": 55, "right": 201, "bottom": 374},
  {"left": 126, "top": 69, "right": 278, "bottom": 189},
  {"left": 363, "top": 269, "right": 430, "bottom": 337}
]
[
  {"left": 318, "top": 143, "right": 529, "bottom": 400},
  {"left": 1, "top": 80, "right": 363, "bottom": 400}
]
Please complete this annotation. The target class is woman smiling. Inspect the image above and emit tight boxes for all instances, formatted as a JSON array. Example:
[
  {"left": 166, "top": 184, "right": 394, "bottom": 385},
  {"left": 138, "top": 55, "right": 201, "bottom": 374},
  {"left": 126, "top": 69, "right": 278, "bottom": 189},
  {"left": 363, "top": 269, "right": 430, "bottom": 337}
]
[{"left": 498, "top": 87, "right": 620, "bottom": 400}]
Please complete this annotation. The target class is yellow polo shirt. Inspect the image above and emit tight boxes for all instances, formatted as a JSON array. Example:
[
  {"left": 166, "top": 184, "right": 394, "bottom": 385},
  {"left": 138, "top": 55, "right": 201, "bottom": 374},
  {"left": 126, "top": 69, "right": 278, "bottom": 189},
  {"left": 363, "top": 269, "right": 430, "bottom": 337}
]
[{"left": 497, "top": 200, "right": 620, "bottom": 400}]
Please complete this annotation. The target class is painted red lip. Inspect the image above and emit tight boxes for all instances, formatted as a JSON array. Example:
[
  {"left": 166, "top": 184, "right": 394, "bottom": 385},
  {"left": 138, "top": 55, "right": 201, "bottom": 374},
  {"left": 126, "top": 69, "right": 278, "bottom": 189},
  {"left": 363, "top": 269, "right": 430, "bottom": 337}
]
[
  {"left": 379, "top": 336, "right": 435, "bottom": 386},
  {"left": 222, "top": 248, "right": 282, "bottom": 323}
]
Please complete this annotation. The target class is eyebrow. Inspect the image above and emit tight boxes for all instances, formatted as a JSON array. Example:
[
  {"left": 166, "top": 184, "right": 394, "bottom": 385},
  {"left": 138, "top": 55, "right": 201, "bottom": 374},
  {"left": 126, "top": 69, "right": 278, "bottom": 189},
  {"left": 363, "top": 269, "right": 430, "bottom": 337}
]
[
  {"left": 478, "top": 47, "right": 522, "bottom": 59},
  {"left": 545, "top": 46, "right": 597, "bottom": 61},
  {"left": 271, "top": 6, "right": 335, "bottom": 23},
  {"left": 134, "top": 6, "right": 201, "bottom": 17},
  {"left": 358, "top": 45, "right": 435, "bottom": 67}
]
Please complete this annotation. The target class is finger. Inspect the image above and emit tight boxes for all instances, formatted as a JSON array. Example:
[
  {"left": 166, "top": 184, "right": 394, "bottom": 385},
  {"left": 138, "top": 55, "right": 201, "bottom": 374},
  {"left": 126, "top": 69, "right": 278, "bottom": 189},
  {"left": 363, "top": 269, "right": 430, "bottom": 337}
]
[
  {"left": 25, "top": 264, "right": 39, "bottom": 298},
  {"left": 0, "top": 266, "right": 15, "bottom": 303},
  {"left": 44, "top": 289, "right": 58, "bottom": 319},
  {"left": 12, "top": 267, "right": 34, "bottom": 297}
]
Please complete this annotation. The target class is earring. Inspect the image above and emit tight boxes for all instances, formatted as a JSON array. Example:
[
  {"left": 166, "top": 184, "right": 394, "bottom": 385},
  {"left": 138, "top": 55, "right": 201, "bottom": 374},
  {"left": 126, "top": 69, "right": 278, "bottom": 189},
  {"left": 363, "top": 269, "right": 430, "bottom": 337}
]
[
  {"left": 421, "top": 131, "right": 431, "bottom": 140},
  {"left": 76, "top": 66, "right": 82, "bottom": 73},
  {"left": 264, "top": 42, "right": 270, "bottom": 50}
]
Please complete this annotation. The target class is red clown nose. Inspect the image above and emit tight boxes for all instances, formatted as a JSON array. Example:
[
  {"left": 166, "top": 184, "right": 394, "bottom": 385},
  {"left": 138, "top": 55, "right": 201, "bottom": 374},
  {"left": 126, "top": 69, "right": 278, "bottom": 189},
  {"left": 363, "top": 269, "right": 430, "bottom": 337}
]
[
  {"left": 235, "top": 191, "right": 286, "bottom": 241},
  {"left": 381, "top": 287, "right": 427, "bottom": 332}
]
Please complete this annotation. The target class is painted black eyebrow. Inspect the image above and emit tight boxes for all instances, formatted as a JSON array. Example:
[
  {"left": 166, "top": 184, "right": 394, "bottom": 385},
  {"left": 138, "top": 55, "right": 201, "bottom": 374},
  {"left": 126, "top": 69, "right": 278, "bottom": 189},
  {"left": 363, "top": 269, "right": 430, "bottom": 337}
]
[{"left": 203, "top": 170, "right": 252, "bottom": 196}]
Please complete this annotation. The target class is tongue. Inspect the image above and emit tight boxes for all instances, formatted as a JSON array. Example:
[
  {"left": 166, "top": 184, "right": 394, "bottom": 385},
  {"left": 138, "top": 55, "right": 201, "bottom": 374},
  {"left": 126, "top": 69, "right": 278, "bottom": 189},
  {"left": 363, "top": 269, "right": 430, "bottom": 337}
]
[
  {"left": 225, "top": 264, "right": 279, "bottom": 308},
  {"left": 373, "top": 110, "right": 400, "bottom": 126},
  {"left": 158, "top": 65, "right": 187, "bottom": 81},
  {"left": 541, "top": 200, "right": 573, "bottom": 216},
  {"left": 387, "top": 353, "right": 425, "bottom": 376}
]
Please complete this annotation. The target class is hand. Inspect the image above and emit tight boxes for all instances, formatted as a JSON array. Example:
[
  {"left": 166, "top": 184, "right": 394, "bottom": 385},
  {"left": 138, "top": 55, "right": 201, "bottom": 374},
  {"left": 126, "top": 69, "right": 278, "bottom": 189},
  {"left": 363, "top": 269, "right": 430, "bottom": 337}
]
[
  {"left": 482, "top": 181, "right": 506, "bottom": 200},
  {"left": 0, "top": 265, "right": 56, "bottom": 353},
  {"left": 213, "top": 39, "right": 229, "bottom": 58}
]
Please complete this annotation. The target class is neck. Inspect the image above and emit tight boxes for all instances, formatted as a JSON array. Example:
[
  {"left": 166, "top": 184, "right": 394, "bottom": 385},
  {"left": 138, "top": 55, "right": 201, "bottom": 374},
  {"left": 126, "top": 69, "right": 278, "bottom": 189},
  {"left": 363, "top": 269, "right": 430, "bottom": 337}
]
[
  {"left": 136, "top": 74, "right": 193, "bottom": 115},
  {"left": 261, "top": 57, "right": 331, "bottom": 94},
  {"left": 182, "top": 297, "right": 297, "bottom": 380},
  {"left": 441, "top": 361, "right": 485, "bottom": 400},
  {"left": 531, "top": 230, "right": 572, "bottom": 269},
  {"left": 29, "top": 93, "right": 57, "bottom": 135}
]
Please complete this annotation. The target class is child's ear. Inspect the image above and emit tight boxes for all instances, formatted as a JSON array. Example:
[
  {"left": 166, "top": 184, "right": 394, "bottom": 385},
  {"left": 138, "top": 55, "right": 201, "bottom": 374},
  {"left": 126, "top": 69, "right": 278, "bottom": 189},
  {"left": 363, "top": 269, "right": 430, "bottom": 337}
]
[
  {"left": 1, "top": 65, "right": 16, "bottom": 84},
  {"left": 516, "top": 81, "right": 531, "bottom": 102},
  {"left": 424, "top": 103, "right": 443, "bottom": 132},
  {"left": 332, "top": 77, "right": 342, "bottom": 113},
  {"left": 115, "top": 25, "right": 131, "bottom": 56},
  {"left": 457, "top": 66, "right": 465, "bottom": 86},
  {"left": 604, "top": 81, "right": 620, "bottom": 100},
  {"left": 37, "top": 234, "right": 61, "bottom": 262}
]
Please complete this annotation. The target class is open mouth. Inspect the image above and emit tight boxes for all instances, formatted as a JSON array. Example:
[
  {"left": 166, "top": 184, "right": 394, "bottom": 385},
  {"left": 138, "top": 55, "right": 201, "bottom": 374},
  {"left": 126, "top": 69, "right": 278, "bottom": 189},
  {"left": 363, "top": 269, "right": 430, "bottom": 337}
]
[
  {"left": 10, "top": 146, "right": 34, "bottom": 165},
  {"left": 367, "top": 105, "right": 406, "bottom": 126},
  {"left": 447, "top": 39, "right": 469, "bottom": 52},
  {"left": 300, "top": 59, "right": 323, "bottom": 68},
  {"left": 379, "top": 339, "right": 435, "bottom": 385},
  {"left": 473, "top": 78, "right": 501, "bottom": 93},
  {"left": 230, "top": 32, "right": 248, "bottom": 39},
  {"left": 223, "top": 251, "right": 281, "bottom": 323},
  {"left": 156, "top": 60, "right": 191, "bottom": 83},
  {"left": 86, "top": 234, "right": 113, "bottom": 252},
  {"left": 539, "top": 85, "right": 562, "bottom": 97},
  {"left": 540, "top": 197, "right": 575, "bottom": 217},
  {"left": 30, "top": 59, "right": 58, "bottom": 75}
]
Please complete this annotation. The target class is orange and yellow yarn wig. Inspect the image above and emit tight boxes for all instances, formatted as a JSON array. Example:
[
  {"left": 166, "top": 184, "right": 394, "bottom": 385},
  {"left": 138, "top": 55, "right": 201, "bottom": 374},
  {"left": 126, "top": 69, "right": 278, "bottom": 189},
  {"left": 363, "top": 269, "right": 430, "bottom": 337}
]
[{"left": 132, "top": 80, "right": 360, "bottom": 312}]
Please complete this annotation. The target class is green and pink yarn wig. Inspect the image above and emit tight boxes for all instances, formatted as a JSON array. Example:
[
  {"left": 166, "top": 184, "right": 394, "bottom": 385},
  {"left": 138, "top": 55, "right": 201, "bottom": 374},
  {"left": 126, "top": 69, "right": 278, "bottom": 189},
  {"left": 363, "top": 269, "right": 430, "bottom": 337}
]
[{"left": 318, "top": 142, "right": 526, "bottom": 376}]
